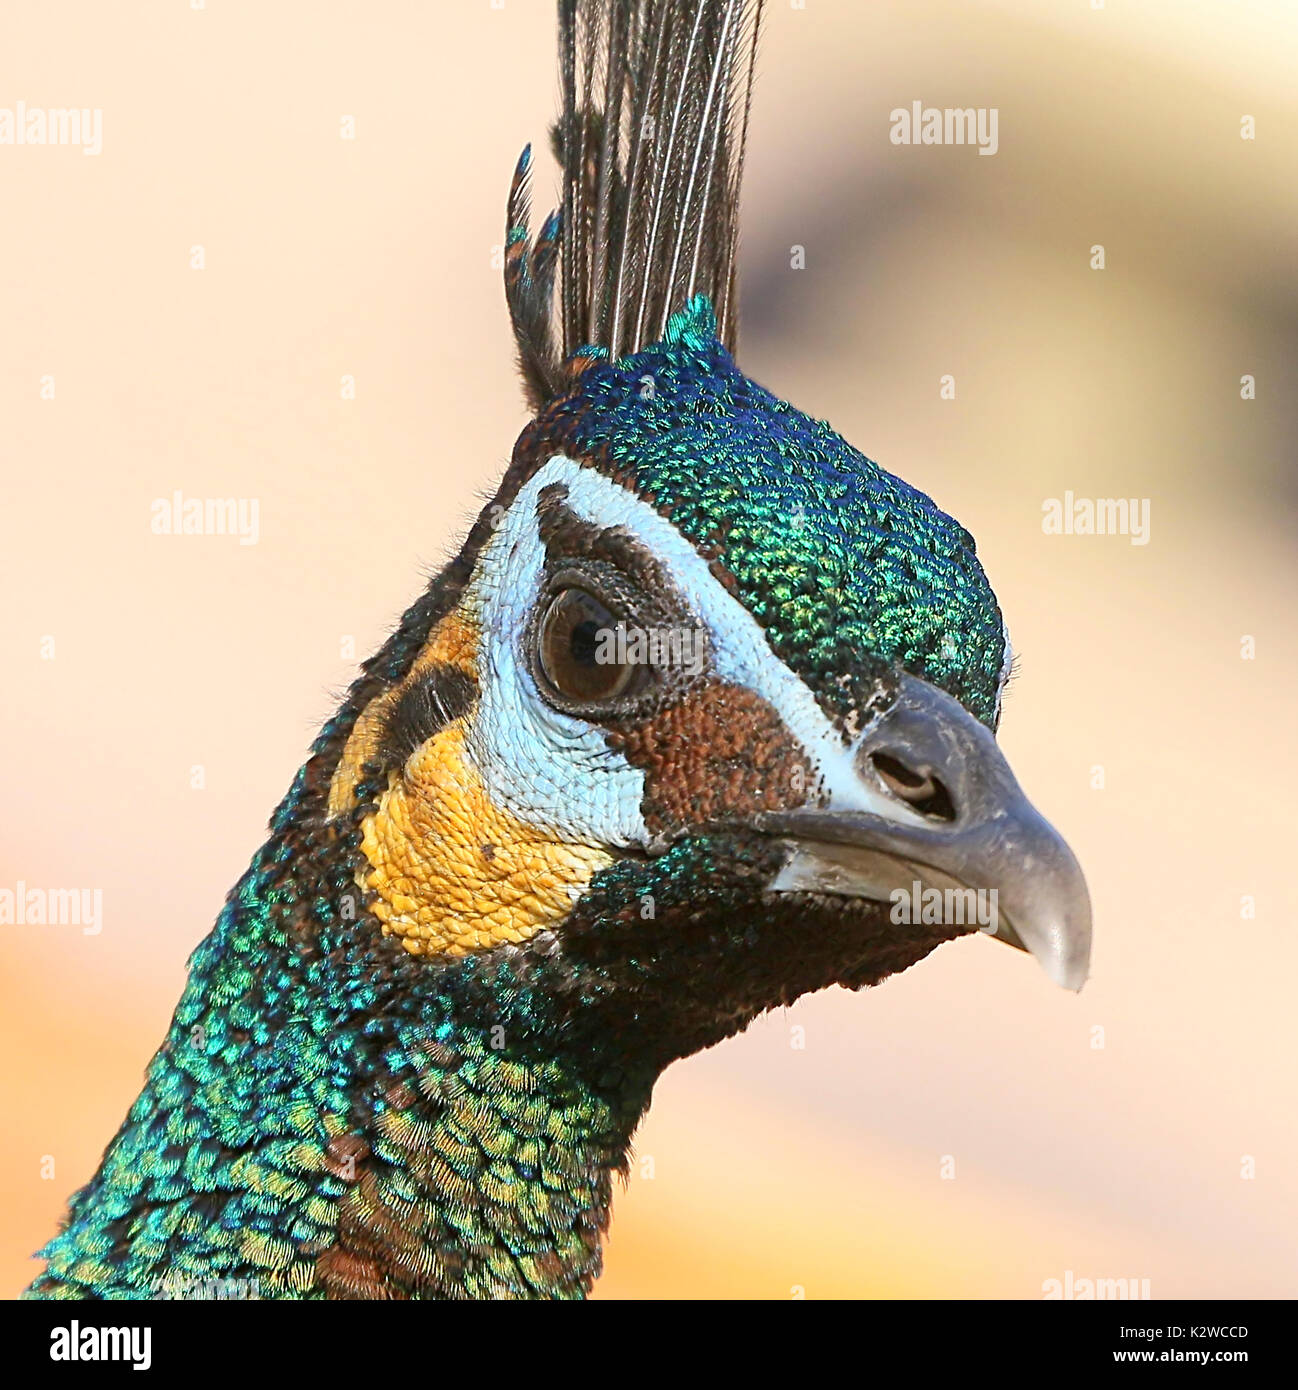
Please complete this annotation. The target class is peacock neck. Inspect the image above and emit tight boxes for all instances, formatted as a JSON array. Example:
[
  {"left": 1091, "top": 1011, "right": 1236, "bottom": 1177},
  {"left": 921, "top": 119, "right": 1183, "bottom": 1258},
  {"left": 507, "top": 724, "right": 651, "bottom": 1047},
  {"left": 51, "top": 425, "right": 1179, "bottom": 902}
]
[
  {"left": 304, "top": 934, "right": 658, "bottom": 1300},
  {"left": 29, "top": 772, "right": 657, "bottom": 1301}
]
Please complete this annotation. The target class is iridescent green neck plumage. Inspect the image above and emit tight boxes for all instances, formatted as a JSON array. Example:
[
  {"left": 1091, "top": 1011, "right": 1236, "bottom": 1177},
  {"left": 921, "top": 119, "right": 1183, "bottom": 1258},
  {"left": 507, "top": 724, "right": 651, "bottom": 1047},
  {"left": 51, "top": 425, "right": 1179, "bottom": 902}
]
[{"left": 27, "top": 767, "right": 658, "bottom": 1300}]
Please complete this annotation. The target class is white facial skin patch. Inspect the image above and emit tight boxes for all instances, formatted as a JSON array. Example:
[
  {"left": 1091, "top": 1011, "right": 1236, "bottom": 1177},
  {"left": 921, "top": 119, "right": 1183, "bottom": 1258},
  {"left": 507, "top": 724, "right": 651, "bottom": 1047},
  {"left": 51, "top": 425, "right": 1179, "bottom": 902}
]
[{"left": 460, "top": 456, "right": 919, "bottom": 851}]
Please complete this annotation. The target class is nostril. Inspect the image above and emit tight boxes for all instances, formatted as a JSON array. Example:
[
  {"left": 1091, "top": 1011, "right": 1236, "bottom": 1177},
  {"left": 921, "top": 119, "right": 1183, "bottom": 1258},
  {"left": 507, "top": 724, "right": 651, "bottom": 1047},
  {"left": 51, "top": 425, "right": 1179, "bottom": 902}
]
[{"left": 870, "top": 752, "right": 956, "bottom": 822}]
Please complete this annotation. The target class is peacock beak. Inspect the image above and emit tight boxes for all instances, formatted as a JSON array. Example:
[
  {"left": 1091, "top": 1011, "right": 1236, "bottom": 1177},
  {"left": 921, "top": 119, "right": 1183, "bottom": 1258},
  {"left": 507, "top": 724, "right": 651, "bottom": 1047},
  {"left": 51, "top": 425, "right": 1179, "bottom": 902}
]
[{"left": 757, "top": 674, "right": 1092, "bottom": 991}]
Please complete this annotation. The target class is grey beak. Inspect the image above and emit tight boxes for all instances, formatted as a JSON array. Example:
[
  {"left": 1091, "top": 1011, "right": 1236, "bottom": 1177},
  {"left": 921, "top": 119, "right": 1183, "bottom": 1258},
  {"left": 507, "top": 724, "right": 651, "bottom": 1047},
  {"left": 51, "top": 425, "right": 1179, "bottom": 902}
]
[{"left": 758, "top": 675, "right": 1092, "bottom": 990}]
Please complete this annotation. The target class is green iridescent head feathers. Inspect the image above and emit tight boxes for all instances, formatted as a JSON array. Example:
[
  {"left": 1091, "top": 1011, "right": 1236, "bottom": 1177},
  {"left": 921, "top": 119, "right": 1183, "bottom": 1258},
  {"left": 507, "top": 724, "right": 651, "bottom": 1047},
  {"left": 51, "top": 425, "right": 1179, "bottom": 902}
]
[
  {"left": 504, "top": 1, "right": 1006, "bottom": 726},
  {"left": 516, "top": 295, "right": 1009, "bottom": 727}
]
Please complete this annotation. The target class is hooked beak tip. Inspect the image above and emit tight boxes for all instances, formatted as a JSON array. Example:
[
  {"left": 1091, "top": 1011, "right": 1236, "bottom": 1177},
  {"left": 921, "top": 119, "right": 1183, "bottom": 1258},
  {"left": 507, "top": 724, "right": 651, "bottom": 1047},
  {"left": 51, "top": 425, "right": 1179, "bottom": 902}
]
[
  {"left": 988, "top": 866, "right": 1092, "bottom": 991},
  {"left": 759, "top": 673, "right": 1093, "bottom": 993}
]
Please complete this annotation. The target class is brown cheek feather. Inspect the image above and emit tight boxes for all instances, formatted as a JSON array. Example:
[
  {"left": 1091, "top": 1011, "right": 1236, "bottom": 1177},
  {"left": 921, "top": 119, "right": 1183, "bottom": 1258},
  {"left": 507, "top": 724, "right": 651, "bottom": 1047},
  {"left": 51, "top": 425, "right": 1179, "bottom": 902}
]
[{"left": 608, "top": 680, "right": 815, "bottom": 836}]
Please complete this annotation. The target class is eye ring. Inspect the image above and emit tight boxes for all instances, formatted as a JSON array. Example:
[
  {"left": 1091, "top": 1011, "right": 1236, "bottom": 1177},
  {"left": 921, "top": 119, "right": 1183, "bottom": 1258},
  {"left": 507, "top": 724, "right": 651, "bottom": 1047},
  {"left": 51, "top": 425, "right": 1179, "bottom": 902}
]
[{"left": 535, "top": 586, "right": 640, "bottom": 706}]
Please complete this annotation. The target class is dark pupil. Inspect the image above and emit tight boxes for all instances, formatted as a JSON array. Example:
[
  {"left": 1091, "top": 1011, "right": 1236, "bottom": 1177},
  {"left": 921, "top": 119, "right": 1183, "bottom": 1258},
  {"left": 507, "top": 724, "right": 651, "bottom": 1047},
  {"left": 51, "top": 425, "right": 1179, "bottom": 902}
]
[
  {"left": 569, "top": 617, "right": 601, "bottom": 666},
  {"left": 539, "top": 588, "right": 633, "bottom": 702}
]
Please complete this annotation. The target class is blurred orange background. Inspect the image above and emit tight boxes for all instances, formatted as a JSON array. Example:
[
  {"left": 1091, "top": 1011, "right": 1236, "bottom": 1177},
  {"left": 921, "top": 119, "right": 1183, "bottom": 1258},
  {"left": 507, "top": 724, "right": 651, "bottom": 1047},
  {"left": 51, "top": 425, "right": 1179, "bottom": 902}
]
[{"left": 2, "top": 0, "right": 1295, "bottom": 1298}]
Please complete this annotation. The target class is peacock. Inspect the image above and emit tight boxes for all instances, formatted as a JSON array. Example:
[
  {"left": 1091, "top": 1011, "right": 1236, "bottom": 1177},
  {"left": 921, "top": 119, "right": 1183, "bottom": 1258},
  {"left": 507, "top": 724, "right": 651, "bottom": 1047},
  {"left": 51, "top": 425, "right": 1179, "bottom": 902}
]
[{"left": 26, "top": 0, "right": 1090, "bottom": 1300}]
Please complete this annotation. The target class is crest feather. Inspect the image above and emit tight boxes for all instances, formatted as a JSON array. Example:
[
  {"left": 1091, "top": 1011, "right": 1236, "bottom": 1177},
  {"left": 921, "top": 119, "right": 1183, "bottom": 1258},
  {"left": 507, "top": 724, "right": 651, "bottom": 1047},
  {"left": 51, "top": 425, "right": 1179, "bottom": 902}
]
[{"left": 505, "top": 0, "right": 764, "bottom": 412}]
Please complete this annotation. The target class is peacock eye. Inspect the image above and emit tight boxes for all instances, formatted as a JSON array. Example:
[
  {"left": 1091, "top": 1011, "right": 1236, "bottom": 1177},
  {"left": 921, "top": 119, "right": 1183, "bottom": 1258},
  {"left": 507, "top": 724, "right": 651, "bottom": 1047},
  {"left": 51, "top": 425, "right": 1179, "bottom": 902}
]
[{"left": 536, "top": 587, "right": 636, "bottom": 704}]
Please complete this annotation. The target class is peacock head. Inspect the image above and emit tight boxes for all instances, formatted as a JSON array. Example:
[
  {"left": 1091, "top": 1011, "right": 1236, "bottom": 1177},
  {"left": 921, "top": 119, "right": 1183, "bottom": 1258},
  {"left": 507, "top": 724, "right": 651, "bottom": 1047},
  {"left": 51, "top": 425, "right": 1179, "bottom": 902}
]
[{"left": 325, "top": 298, "right": 1090, "bottom": 1073}]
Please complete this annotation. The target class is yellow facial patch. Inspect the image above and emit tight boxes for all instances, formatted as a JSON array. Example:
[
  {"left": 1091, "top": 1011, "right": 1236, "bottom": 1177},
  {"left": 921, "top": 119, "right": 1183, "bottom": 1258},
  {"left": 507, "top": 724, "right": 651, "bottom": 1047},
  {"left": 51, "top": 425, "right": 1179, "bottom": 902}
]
[
  {"left": 328, "top": 609, "right": 480, "bottom": 820},
  {"left": 359, "top": 719, "right": 614, "bottom": 957}
]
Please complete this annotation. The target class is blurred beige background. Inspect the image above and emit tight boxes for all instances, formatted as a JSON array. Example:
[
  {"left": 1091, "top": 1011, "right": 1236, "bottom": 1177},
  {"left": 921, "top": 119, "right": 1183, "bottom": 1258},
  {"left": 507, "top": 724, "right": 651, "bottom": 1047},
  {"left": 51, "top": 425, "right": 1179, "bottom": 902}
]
[{"left": 2, "top": 0, "right": 1295, "bottom": 1298}]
